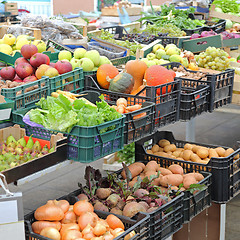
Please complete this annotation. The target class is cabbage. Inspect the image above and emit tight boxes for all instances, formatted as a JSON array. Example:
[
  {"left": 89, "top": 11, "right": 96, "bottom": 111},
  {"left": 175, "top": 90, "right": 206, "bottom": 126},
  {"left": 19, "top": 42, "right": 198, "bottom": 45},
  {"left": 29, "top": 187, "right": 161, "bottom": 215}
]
[
  {"left": 214, "top": 7, "right": 223, "bottom": 13},
  {"left": 225, "top": 19, "right": 233, "bottom": 29}
]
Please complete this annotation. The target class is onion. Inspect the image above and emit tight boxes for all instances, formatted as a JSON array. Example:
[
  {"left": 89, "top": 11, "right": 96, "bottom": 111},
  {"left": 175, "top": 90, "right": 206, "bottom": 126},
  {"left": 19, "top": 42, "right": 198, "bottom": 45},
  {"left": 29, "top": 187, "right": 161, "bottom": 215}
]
[
  {"left": 40, "top": 227, "right": 61, "bottom": 240},
  {"left": 61, "top": 210, "right": 77, "bottom": 224},
  {"left": 102, "top": 231, "right": 114, "bottom": 240},
  {"left": 60, "top": 223, "right": 80, "bottom": 236},
  {"left": 200, "top": 31, "right": 211, "bottom": 38},
  {"left": 190, "top": 33, "right": 200, "bottom": 39},
  {"left": 93, "top": 221, "right": 107, "bottom": 236},
  {"left": 34, "top": 201, "right": 64, "bottom": 221},
  {"left": 73, "top": 200, "right": 94, "bottom": 216},
  {"left": 62, "top": 229, "right": 82, "bottom": 240},
  {"left": 32, "top": 221, "right": 61, "bottom": 234},
  {"left": 53, "top": 200, "right": 70, "bottom": 213},
  {"left": 78, "top": 211, "right": 99, "bottom": 231},
  {"left": 82, "top": 224, "right": 95, "bottom": 239},
  {"left": 110, "top": 228, "right": 124, "bottom": 237}
]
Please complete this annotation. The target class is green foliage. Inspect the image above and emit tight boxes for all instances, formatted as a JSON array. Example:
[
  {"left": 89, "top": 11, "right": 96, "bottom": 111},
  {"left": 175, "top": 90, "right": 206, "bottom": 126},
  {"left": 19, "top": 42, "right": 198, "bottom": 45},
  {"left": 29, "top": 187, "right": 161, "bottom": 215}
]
[
  {"left": 117, "top": 142, "right": 135, "bottom": 165},
  {"left": 212, "top": 0, "right": 240, "bottom": 14}
]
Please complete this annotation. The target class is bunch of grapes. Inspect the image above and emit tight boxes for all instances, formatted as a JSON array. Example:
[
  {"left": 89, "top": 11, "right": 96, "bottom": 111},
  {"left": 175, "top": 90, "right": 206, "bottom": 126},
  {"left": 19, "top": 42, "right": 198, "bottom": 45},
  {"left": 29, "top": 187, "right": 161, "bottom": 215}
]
[{"left": 195, "top": 47, "right": 230, "bottom": 71}]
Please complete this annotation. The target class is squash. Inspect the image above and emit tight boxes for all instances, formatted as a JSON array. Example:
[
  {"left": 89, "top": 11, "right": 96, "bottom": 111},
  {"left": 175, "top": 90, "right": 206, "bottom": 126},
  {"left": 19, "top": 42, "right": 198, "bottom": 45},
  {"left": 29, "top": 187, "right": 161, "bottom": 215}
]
[
  {"left": 126, "top": 60, "right": 148, "bottom": 93},
  {"left": 108, "top": 72, "right": 134, "bottom": 94},
  {"left": 96, "top": 64, "right": 119, "bottom": 89},
  {"left": 144, "top": 65, "right": 174, "bottom": 95},
  {"left": 131, "top": 79, "right": 147, "bottom": 96}
]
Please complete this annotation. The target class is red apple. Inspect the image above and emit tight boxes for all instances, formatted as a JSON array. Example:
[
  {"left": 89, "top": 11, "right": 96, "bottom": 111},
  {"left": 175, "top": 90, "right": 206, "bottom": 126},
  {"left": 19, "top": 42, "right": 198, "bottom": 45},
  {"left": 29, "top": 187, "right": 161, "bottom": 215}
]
[
  {"left": 49, "top": 62, "right": 56, "bottom": 68},
  {"left": 21, "top": 44, "right": 38, "bottom": 59},
  {"left": 23, "top": 75, "right": 37, "bottom": 82},
  {"left": 55, "top": 60, "right": 72, "bottom": 75},
  {"left": 30, "top": 53, "right": 49, "bottom": 68},
  {"left": 14, "top": 57, "right": 29, "bottom": 67},
  {"left": 44, "top": 54, "right": 50, "bottom": 65},
  {"left": 0, "top": 66, "right": 15, "bottom": 80},
  {"left": 15, "top": 63, "right": 34, "bottom": 79}
]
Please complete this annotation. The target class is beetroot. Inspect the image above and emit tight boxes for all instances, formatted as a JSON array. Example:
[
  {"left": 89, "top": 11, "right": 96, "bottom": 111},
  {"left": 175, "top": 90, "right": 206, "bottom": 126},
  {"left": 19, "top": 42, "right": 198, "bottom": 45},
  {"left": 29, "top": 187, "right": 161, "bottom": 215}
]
[{"left": 190, "top": 33, "right": 200, "bottom": 39}]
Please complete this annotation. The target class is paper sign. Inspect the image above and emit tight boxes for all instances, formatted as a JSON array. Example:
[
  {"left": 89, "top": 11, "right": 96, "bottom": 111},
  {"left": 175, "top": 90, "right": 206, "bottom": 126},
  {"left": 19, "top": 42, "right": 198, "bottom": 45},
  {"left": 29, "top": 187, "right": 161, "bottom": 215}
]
[
  {"left": 0, "top": 108, "right": 11, "bottom": 121},
  {"left": 0, "top": 200, "right": 18, "bottom": 224}
]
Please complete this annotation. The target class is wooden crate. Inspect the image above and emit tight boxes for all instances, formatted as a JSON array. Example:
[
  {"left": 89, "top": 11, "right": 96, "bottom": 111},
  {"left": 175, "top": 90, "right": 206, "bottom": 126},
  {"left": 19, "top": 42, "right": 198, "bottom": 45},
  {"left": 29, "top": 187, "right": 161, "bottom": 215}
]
[
  {"left": 5, "top": 2, "right": 18, "bottom": 15},
  {"left": 209, "top": 5, "right": 240, "bottom": 23},
  {"left": 0, "top": 25, "right": 41, "bottom": 40},
  {"left": 101, "top": 5, "right": 142, "bottom": 16}
]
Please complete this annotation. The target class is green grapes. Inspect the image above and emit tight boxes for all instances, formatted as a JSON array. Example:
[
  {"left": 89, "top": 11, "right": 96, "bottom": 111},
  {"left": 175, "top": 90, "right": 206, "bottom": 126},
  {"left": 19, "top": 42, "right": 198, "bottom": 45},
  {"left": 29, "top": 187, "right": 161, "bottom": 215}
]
[{"left": 196, "top": 47, "right": 230, "bottom": 71}]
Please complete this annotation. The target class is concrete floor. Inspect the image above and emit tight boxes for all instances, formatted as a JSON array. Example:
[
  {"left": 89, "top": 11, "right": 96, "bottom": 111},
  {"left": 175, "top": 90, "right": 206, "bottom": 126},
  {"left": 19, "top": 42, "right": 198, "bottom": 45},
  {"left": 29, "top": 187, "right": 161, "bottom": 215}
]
[{"left": 1, "top": 103, "right": 240, "bottom": 239}]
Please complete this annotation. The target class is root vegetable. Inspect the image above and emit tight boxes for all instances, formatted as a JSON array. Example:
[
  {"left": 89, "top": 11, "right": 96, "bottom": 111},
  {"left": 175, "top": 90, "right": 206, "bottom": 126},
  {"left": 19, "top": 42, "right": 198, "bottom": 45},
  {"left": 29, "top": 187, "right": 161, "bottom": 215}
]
[
  {"left": 106, "top": 214, "right": 124, "bottom": 230},
  {"left": 160, "top": 174, "right": 183, "bottom": 187},
  {"left": 197, "top": 148, "right": 209, "bottom": 159},
  {"left": 144, "top": 160, "right": 159, "bottom": 172},
  {"left": 168, "top": 164, "right": 184, "bottom": 175},
  {"left": 157, "top": 167, "right": 173, "bottom": 176},
  {"left": 40, "top": 227, "right": 61, "bottom": 240},
  {"left": 183, "top": 150, "right": 193, "bottom": 161},
  {"left": 190, "top": 153, "right": 202, "bottom": 163},
  {"left": 183, "top": 176, "right": 198, "bottom": 189},
  {"left": 110, "top": 207, "right": 123, "bottom": 215},
  {"left": 106, "top": 194, "right": 121, "bottom": 208},
  {"left": 209, "top": 149, "right": 219, "bottom": 158},
  {"left": 94, "top": 202, "right": 109, "bottom": 212},
  {"left": 61, "top": 210, "right": 77, "bottom": 224},
  {"left": 73, "top": 200, "right": 94, "bottom": 216},
  {"left": 172, "top": 150, "right": 181, "bottom": 158},
  {"left": 215, "top": 147, "right": 225, "bottom": 157},
  {"left": 147, "top": 207, "right": 158, "bottom": 213},
  {"left": 121, "top": 163, "right": 143, "bottom": 179},
  {"left": 93, "top": 221, "right": 107, "bottom": 236},
  {"left": 192, "top": 145, "right": 200, "bottom": 153},
  {"left": 123, "top": 202, "right": 146, "bottom": 218},
  {"left": 78, "top": 211, "right": 99, "bottom": 231},
  {"left": 134, "top": 189, "right": 149, "bottom": 198},
  {"left": 151, "top": 144, "right": 160, "bottom": 153},
  {"left": 96, "top": 188, "right": 112, "bottom": 200},
  {"left": 116, "top": 199, "right": 126, "bottom": 210},
  {"left": 62, "top": 229, "right": 83, "bottom": 240},
  {"left": 138, "top": 201, "right": 149, "bottom": 211},
  {"left": 32, "top": 221, "right": 61, "bottom": 234},
  {"left": 224, "top": 148, "right": 234, "bottom": 157},
  {"left": 77, "top": 193, "right": 88, "bottom": 201},
  {"left": 184, "top": 143, "right": 193, "bottom": 150},
  {"left": 158, "top": 139, "right": 170, "bottom": 148},
  {"left": 164, "top": 144, "right": 176, "bottom": 152}
]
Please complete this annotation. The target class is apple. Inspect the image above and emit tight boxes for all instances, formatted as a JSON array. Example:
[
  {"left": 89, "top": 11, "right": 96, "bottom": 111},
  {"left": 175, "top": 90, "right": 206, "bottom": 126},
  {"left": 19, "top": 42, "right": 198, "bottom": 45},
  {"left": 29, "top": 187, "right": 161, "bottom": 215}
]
[
  {"left": 30, "top": 53, "right": 49, "bottom": 68},
  {"left": 23, "top": 75, "right": 37, "bottom": 82},
  {"left": 44, "top": 54, "right": 50, "bottom": 65},
  {"left": 13, "top": 75, "right": 22, "bottom": 82},
  {"left": 15, "top": 63, "right": 34, "bottom": 79},
  {"left": 152, "top": 44, "right": 164, "bottom": 53},
  {"left": 74, "top": 48, "right": 86, "bottom": 59},
  {"left": 16, "top": 38, "right": 29, "bottom": 50},
  {"left": 3, "top": 34, "right": 16, "bottom": 45},
  {"left": 70, "top": 58, "right": 80, "bottom": 70},
  {"left": 55, "top": 60, "right": 72, "bottom": 74},
  {"left": 32, "top": 40, "right": 47, "bottom": 53},
  {"left": 0, "top": 66, "right": 15, "bottom": 80},
  {"left": 155, "top": 49, "right": 166, "bottom": 59},
  {"left": 58, "top": 50, "right": 72, "bottom": 61},
  {"left": 147, "top": 53, "right": 156, "bottom": 61},
  {"left": 15, "top": 57, "right": 29, "bottom": 67},
  {"left": 0, "top": 44, "right": 12, "bottom": 55},
  {"left": 35, "top": 64, "right": 50, "bottom": 79},
  {"left": 84, "top": 50, "right": 100, "bottom": 66},
  {"left": 98, "top": 56, "right": 111, "bottom": 66},
  {"left": 21, "top": 44, "right": 38, "bottom": 59},
  {"left": 44, "top": 67, "right": 59, "bottom": 78},
  {"left": 49, "top": 62, "right": 56, "bottom": 68},
  {"left": 79, "top": 58, "right": 94, "bottom": 72}
]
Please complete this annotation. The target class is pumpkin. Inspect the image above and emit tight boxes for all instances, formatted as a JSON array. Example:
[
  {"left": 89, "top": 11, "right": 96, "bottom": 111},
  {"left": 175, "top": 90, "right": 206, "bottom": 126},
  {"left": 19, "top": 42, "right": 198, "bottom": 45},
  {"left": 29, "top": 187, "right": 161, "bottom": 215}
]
[
  {"left": 144, "top": 65, "right": 174, "bottom": 95},
  {"left": 125, "top": 60, "right": 148, "bottom": 93},
  {"left": 108, "top": 72, "right": 134, "bottom": 94},
  {"left": 96, "top": 64, "right": 119, "bottom": 89}
]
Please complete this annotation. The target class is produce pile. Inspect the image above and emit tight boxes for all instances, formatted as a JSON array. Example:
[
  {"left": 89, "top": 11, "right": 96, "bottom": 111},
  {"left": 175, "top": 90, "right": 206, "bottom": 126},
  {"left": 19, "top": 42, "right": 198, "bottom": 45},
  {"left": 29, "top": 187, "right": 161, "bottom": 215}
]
[
  {"left": 190, "top": 30, "right": 240, "bottom": 40},
  {"left": 0, "top": 135, "right": 54, "bottom": 171}
]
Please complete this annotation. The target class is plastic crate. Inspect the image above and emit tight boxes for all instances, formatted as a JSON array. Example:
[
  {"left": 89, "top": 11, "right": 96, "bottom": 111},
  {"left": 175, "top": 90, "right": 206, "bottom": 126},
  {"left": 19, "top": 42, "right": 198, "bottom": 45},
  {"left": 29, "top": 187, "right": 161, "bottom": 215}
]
[
  {"left": 12, "top": 91, "right": 125, "bottom": 163},
  {"left": 49, "top": 67, "right": 84, "bottom": 93},
  {"left": 111, "top": 55, "right": 136, "bottom": 66},
  {"left": 1, "top": 76, "right": 49, "bottom": 110},
  {"left": 46, "top": 39, "right": 74, "bottom": 53},
  {"left": 85, "top": 75, "right": 181, "bottom": 132},
  {"left": 135, "top": 131, "right": 240, "bottom": 203},
  {"left": 24, "top": 191, "right": 150, "bottom": 240},
  {"left": 88, "top": 39, "right": 127, "bottom": 59},
  {"left": 161, "top": 62, "right": 211, "bottom": 120},
  {"left": 0, "top": 97, "right": 14, "bottom": 123},
  {"left": 101, "top": 25, "right": 127, "bottom": 38}
]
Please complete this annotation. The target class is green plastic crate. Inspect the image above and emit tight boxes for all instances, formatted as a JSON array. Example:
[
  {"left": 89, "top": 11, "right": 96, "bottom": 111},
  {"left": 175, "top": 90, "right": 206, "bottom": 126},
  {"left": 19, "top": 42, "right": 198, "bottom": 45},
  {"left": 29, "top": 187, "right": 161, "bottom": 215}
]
[
  {"left": 49, "top": 67, "right": 84, "bottom": 93},
  {"left": 111, "top": 55, "right": 136, "bottom": 66},
  {"left": 1, "top": 76, "right": 49, "bottom": 110},
  {"left": 0, "top": 97, "right": 14, "bottom": 123},
  {"left": 12, "top": 97, "right": 125, "bottom": 163},
  {"left": 83, "top": 70, "right": 97, "bottom": 78}
]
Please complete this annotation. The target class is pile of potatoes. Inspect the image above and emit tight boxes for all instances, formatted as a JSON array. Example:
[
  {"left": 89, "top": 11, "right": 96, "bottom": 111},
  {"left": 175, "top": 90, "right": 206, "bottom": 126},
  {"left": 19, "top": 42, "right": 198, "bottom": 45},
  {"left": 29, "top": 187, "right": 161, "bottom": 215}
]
[
  {"left": 122, "top": 161, "right": 205, "bottom": 193},
  {"left": 146, "top": 139, "right": 237, "bottom": 164}
]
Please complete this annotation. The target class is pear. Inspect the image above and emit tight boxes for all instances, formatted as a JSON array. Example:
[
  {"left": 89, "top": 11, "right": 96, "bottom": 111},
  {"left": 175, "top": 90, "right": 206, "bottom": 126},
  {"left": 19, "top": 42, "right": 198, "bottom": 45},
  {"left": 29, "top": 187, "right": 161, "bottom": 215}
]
[
  {"left": 41, "top": 144, "right": 49, "bottom": 155},
  {"left": 49, "top": 146, "right": 55, "bottom": 153},
  {"left": 17, "top": 137, "right": 26, "bottom": 148},
  {"left": 7, "top": 142, "right": 16, "bottom": 149},
  {"left": 33, "top": 141, "right": 41, "bottom": 153},
  {"left": 23, "top": 147, "right": 32, "bottom": 155},
  {"left": 26, "top": 136, "right": 34, "bottom": 149},
  {"left": 15, "top": 147, "right": 23, "bottom": 155},
  {"left": 6, "top": 135, "right": 16, "bottom": 145}
]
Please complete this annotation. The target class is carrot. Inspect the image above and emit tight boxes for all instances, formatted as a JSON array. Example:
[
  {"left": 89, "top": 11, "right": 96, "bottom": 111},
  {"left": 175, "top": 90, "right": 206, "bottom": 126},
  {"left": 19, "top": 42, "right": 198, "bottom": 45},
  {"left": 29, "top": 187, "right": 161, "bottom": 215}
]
[
  {"left": 116, "top": 98, "right": 127, "bottom": 107},
  {"left": 125, "top": 104, "right": 142, "bottom": 112},
  {"left": 133, "top": 112, "right": 147, "bottom": 120}
]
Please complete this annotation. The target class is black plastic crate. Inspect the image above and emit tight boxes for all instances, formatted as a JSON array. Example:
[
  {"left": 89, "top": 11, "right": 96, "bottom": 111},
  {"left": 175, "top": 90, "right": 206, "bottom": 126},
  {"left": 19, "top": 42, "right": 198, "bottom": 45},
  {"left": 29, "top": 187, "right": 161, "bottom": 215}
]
[
  {"left": 24, "top": 192, "right": 150, "bottom": 240},
  {"left": 101, "top": 25, "right": 127, "bottom": 38},
  {"left": 135, "top": 131, "right": 240, "bottom": 203},
  {"left": 85, "top": 75, "right": 181, "bottom": 132},
  {"left": 46, "top": 39, "right": 74, "bottom": 53}
]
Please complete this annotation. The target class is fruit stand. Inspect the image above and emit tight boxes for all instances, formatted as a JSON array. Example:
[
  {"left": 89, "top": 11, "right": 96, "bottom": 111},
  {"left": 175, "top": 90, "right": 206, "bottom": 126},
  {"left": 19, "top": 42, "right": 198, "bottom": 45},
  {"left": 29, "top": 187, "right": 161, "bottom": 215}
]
[{"left": 0, "top": 0, "right": 240, "bottom": 239}]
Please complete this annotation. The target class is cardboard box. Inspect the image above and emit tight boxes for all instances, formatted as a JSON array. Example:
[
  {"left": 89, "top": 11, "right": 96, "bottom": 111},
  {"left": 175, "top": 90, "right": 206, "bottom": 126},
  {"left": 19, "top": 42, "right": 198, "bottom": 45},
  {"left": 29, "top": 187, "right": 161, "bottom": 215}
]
[
  {"left": 5, "top": 2, "right": 18, "bottom": 15},
  {"left": 0, "top": 95, "right": 14, "bottom": 123},
  {"left": 101, "top": 5, "right": 142, "bottom": 16},
  {"left": 0, "top": 124, "right": 68, "bottom": 183}
]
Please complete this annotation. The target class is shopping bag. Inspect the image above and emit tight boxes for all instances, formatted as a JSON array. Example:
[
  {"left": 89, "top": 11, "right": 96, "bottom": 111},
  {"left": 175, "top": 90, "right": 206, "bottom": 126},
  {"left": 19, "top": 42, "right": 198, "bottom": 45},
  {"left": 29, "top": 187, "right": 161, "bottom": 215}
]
[{"left": 0, "top": 173, "right": 25, "bottom": 240}]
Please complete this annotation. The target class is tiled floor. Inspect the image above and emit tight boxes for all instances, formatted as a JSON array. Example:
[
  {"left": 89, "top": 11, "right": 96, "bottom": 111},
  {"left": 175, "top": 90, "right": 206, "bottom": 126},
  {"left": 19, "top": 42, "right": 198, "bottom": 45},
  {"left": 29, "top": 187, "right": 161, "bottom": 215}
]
[{"left": 1, "top": 104, "right": 240, "bottom": 239}]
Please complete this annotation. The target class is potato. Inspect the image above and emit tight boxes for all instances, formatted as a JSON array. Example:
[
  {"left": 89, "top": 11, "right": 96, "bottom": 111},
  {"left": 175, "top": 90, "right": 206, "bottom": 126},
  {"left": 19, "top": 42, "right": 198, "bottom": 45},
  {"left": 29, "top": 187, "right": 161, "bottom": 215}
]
[
  {"left": 197, "top": 148, "right": 209, "bottom": 159},
  {"left": 160, "top": 174, "right": 183, "bottom": 187},
  {"left": 224, "top": 148, "right": 234, "bottom": 157},
  {"left": 183, "top": 176, "right": 198, "bottom": 189},
  {"left": 182, "top": 150, "right": 193, "bottom": 161},
  {"left": 234, "top": 154, "right": 239, "bottom": 160},
  {"left": 169, "top": 186, "right": 178, "bottom": 191},
  {"left": 184, "top": 143, "right": 193, "bottom": 150},
  {"left": 146, "top": 149, "right": 153, "bottom": 154},
  {"left": 96, "top": 188, "right": 111, "bottom": 200},
  {"left": 144, "top": 171, "right": 157, "bottom": 178},
  {"left": 168, "top": 164, "right": 184, "bottom": 175},
  {"left": 134, "top": 162, "right": 145, "bottom": 170},
  {"left": 151, "top": 144, "right": 160, "bottom": 153},
  {"left": 129, "top": 181, "right": 137, "bottom": 188},
  {"left": 176, "top": 157, "right": 184, "bottom": 160},
  {"left": 184, "top": 173, "right": 204, "bottom": 182},
  {"left": 209, "top": 149, "right": 219, "bottom": 159},
  {"left": 215, "top": 147, "right": 225, "bottom": 157},
  {"left": 155, "top": 152, "right": 170, "bottom": 158},
  {"left": 164, "top": 144, "right": 176, "bottom": 152},
  {"left": 121, "top": 164, "right": 143, "bottom": 179},
  {"left": 152, "top": 177, "right": 161, "bottom": 186},
  {"left": 123, "top": 202, "right": 147, "bottom": 218},
  {"left": 192, "top": 145, "right": 200, "bottom": 153},
  {"left": 144, "top": 161, "right": 158, "bottom": 172},
  {"left": 158, "top": 139, "right": 170, "bottom": 148},
  {"left": 176, "top": 148, "right": 184, "bottom": 152},
  {"left": 172, "top": 150, "right": 181, "bottom": 158},
  {"left": 157, "top": 167, "right": 173, "bottom": 176},
  {"left": 190, "top": 153, "right": 202, "bottom": 163}
]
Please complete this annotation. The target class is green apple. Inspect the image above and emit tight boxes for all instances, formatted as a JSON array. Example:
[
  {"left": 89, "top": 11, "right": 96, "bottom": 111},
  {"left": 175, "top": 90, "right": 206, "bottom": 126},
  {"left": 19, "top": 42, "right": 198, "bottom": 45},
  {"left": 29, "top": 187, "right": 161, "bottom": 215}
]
[
  {"left": 16, "top": 38, "right": 29, "bottom": 50},
  {"left": 153, "top": 59, "right": 160, "bottom": 65},
  {"left": 79, "top": 58, "right": 94, "bottom": 71},
  {"left": 98, "top": 56, "right": 111, "bottom": 66},
  {"left": 93, "top": 67, "right": 98, "bottom": 71},
  {"left": 3, "top": 34, "right": 16, "bottom": 45},
  {"left": 32, "top": 40, "right": 46, "bottom": 53},
  {"left": 158, "top": 59, "right": 170, "bottom": 65},
  {"left": 74, "top": 48, "right": 87, "bottom": 59},
  {"left": 169, "top": 54, "right": 183, "bottom": 63},
  {"left": 146, "top": 60, "right": 156, "bottom": 67},
  {"left": 0, "top": 44, "right": 12, "bottom": 55},
  {"left": 229, "top": 57, "right": 237, "bottom": 62},
  {"left": 84, "top": 50, "right": 100, "bottom": 66},
  {"left": 141, "top": 58, "right": 148, "bottom": 64},
  {"left": 147, "top": 53, "right": 156, "bottom": 61},
  {"left": 70, "top": 58, "right": 81, "bottom": 69},
  {"left": 182, "top": 58, "right": 189, "bottom": 68},
  {"left": 155, "top": 49, "right": 166, "bottom": 59},
  {"left": 152, "top": 44, "right": 164, "bottom": 53},
  {"left": 166, "top": 47, "right": 181, "bottom": 56},
  {"left": 44, "top": 67, "right": 59, "bottom": 78},
  {"left": 58, "top": 50, "right": 72, "bottom": 61},
  {"left": 165, "top": 44, "right": 178, "bottom": 51}
]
